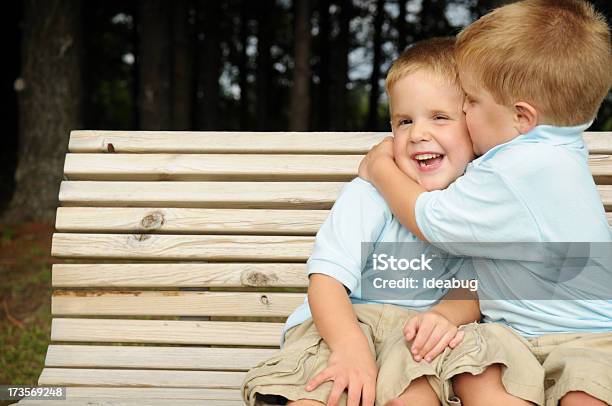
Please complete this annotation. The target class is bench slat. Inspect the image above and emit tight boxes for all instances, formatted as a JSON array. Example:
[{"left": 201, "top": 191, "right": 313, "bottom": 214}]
[
  {"left": 52, "top": 291, "right": 305, "bottom": 317},
  {"left": 64, "top": 153, "right": 361, "bottom": 181},
  {"left": 589, "top": 154, "right": 612, "bottom": 183},
  {"left": 68, "top": 130, "right": 612, "bottom": 154},
  {"left": 51, "top": 233, "right": 314, "bottom": 260},
  {"left": 51, "top": 318, "right": 283, "bottom": 346},
  {"left": 45, "top": 345, "right": 276, "bottom": 370},
  {"left": 62, "top": 153, "right": 612, "bottom": 184},
  {"left": 64, "top": 387, "right": 242, "bottom": 400},
  {"left": 52, "top": 263, "right": 308, "bottom": 288},
  {"left": 38, "top": 368, "right": 244, "bottom": 388},
  {"left": 69, "top": 130, "right": 386, "bottom": 154},
  {"left": 55, "top": 207, "right": 328, "bottom": 235},
  {"left": 19, "top": 400, "right": 242, "bottom": 406},
  {"left": 583, "top": 132, "right": 612, "bottom": 154},
  {"left": 59, "top": 181, "right": 345, "bottom": 209}
]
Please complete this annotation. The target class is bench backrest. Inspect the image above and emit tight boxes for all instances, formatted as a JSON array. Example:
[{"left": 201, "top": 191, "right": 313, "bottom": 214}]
[{"left": 41, "top": 131, "right": 612, "bottom": 401}]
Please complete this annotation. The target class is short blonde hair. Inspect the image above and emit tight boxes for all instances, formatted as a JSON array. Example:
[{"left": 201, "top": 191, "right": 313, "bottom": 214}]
[
  {"left": 385, "top": 37, "right": 460, "bottom": 95},
  {"left": 456, "top": 0, "right": 612, "bottom": 126}
]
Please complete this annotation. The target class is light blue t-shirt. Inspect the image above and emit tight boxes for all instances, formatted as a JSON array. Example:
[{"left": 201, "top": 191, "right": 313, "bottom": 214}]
[
  {"left": 415, "top": 122, "right": 612, "bottom": 337},
  {"left": 281, "top": 177, "right": 473, "bottom": 346}
]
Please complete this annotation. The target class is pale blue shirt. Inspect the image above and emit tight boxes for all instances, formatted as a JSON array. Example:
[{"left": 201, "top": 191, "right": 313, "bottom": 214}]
[
  {"left": 281, "top": 178, "right": 473, "bottom": 346},
  {"left": 415, "top": 122, "right": 612, "bottom": 337}
]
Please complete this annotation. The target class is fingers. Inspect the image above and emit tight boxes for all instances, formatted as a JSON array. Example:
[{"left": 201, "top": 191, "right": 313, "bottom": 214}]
[
  {"left": 423, "top": 330, "right": 455, "bottom": 362},
  {"left": 403, "top": 316, "right": 419, "bottom": 341},
  {"left": 410, "top": 320, "right": 434, "bottom": 361},
  {"left": 418, "top": 324, "right": 447, "bottom": 359},
  {"left": 326, "top": 378, "right": 347, "bottom": 406},
  {"left": 361, "top": 381, "right": 376, "bottom": 406},
  {"left": 306, "top": 368, "right": 332, "bottom": 392},
  {"left": 449, "top": 329, "right": 465, "bottom": 348},
  {"left": 346, "top": 379, "right": 361, "bottom": 406}
]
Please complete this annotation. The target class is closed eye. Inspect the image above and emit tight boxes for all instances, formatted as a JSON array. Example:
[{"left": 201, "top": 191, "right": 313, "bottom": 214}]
[{"left": 398, "top": 118, "right": 412, "bottom": 126}]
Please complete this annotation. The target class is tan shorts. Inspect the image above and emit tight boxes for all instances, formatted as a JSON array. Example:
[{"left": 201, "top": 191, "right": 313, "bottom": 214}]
[
  {"left": 529, "top": 331, "right": 612, "bottom": 406},
  {"left": 242, "top": 303, "right": 452, "bottom": 406},
  {"left": 442, "top": 323, "right": 545, "bottom": 405},
  {"left": 443, "top": 323, "right": 612, "bottom": 406}
]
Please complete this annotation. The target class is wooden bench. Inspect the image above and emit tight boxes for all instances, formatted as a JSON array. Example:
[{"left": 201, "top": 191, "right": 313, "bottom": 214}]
[{"left": 15, "top": 130, "right": 612, "bottom": 405}]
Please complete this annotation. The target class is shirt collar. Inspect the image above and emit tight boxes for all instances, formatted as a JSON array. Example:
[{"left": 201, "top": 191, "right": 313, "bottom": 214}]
[{"left": 472, "top": 120, "right": 592, "bottom": 166}]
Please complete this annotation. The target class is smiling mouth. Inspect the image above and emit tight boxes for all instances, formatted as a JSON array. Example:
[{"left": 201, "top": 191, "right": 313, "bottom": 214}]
[{"left": 413, "top": 153, "right": 445, "bottom": 171}]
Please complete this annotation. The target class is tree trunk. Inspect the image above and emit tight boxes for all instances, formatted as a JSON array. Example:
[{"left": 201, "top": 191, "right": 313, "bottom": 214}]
[
  {"left": 2, "top": 0, "right": 82, "bottom": 224},
  {"left": 172, "top": 0, "right": 195, "bottom": 130},
  {"left": 289, "top": 0, "right": 312, "bottom": 131},
  {"left": 367, "top": 0, "right": 384, "bottom": 131},
  {"left": 195, "top": 0, "right": 221, "bottom": 130},
  {"left": 138, "top": 0, "right": 172, "bottom": 130},
  {"left": 256, "top": 0, "right": 273, "bottom": 130},
  {"left": 329, "top": 0, "right": 351, "bottom": 130},
  {"left": 317, "top": 0, "right": 331, "bottom": 130}
]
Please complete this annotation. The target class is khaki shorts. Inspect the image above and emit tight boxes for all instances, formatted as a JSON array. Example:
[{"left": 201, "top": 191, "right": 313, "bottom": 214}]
[
  {"left": 242, "top": 303, "right": 452, "bottom": 406},
  {"left": 529, "top": 331, "right": 612, "bottom": 406},
  {"left": 444, "top": 323, "right": 612, "bottom": 406}
]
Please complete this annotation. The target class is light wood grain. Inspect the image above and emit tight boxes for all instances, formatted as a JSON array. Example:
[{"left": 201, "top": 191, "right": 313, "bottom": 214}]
[
  {"left": 44, "top": 345, "right": 277, "bottom": 370},
  {"left": 52, "top": 263, "right": 308, "bottom": 288},
  {"left": 52, "top": 291, "right": 305, "bottom": 317},
  {"left": 51, "top": 318, "right": 283, "bottom": 346},
  {"left": 51, "top": 233, "right": 314, "bottom": 260},
  {"left": 58, "top": 181, "right": 345, "bottom": 209},
  {"left": 68, "top": 130, "right": 387, "bottom": 153},
  {"left": 63, "top": 387, "right": 242, "bottom": 400},
  {"left": 63, "top": 153, "right": 362, "bottom": 181},
  {"left": 55, "top": 207, "right": 328, "bottom": 235}
]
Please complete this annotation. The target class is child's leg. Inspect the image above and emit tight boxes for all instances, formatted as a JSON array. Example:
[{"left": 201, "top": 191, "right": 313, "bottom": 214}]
[
  {"left": 287, "top": 400, "right": 325, "bottom": 405},
  {"left": 559, "top": 391, "right": 608, "bottom": 406},
  {"left": 385, "top": 376, "right": 440, "bottom": 406},
  {"left": 452, "top": 364, "right": 535, "bottom": 406}
]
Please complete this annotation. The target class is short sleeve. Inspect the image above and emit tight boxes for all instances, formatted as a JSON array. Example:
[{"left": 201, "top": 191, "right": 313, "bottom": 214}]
[
  {"left": 415, "top": 164, "right": 541, "bottom": 254},
  {"left": 308, "top": 178, "right": 391, "bottom": 294}
]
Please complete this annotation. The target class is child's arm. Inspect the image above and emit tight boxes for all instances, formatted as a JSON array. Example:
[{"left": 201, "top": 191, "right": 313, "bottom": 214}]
[
  {"left": 305, "top": 273, "right": 377, "bottom": 406},
  {"left": 405, "top": 288, "right": 480, "bottom": 362},
  {"left": 359, "top": 137, "right": 427, "bottom": 240}
]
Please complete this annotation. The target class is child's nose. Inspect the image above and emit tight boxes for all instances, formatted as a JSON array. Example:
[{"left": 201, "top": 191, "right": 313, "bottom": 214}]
[{"left": 409, "top": 122, "right": 431, "bottom": 142}]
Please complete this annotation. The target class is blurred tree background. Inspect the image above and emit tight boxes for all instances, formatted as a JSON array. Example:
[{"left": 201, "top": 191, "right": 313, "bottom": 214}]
[{"left": 2, "top": 0, "right": 612, "bottom": 223}]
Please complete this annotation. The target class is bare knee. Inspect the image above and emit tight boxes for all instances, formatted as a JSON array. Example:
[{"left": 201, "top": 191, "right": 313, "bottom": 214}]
[
  {"left": 392, "top": 376, "right": 439, "bottom": 406},
  {"left": 452, "top": 364, "right": 532, "bottom": 406},
  {"left": 287, "top": 399, "right": 326, "bottom": 406},
  {"left": 560, "top": 391, "right": 607, "bottom": 406}
]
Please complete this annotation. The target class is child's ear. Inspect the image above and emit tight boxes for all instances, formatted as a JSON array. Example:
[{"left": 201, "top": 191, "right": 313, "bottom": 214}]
[{"left": 513, "top": 102, "right": 539, "bottom": 134}]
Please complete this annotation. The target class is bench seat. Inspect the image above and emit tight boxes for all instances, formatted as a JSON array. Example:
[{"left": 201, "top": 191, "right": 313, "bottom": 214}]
[{"left": 15, "top": 130, "right": 612, "bottom": 405}]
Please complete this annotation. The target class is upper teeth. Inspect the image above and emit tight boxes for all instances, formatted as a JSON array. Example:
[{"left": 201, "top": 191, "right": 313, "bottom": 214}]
[{"left": 415, "top": 153, "right": 441, "bottom": 160}]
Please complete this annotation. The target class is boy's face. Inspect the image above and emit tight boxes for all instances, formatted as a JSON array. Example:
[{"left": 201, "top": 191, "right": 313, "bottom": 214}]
[
  {"left": 459, "top": 70, "right": 521, "bottom": 155},
  {"left": 389, "top": 70, "right": 474, "bottom": 191}
]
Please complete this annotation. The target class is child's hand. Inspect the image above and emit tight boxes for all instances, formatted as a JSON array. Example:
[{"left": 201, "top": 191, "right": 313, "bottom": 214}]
[
  {"left": 403, "top": 310, "right": 465, "bottom": 363},
  {"left": 305, "top": 342, "right": 377, "bottom": 406},
  {"left": 358, "top": 136, "right": 395, "bottom": 182}
]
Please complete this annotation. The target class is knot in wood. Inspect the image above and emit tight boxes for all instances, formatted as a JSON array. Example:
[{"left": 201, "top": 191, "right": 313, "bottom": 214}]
[
  {"left": 141, "top": 211, "right": 165, "bottom": 229},
  {"left": 260, "top": 295, "right": 269, "bottom": 305},
  {"left": 242, "top": 270, "right": 276, "bottom": 287},
  {"left": 130, "top": 234, "right": 150, "bottom": 242},
  {"left": 107, "top": 143, "right": 115, "bottom": 153}
]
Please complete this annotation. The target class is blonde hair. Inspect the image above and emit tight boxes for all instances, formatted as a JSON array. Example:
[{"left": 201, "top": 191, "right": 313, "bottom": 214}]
[
  {"left": 456, "top": 0, "right": 612, "bottom": 126},
  {"left": 385, "top": 37, "right": 460, "bottom": 94}
]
